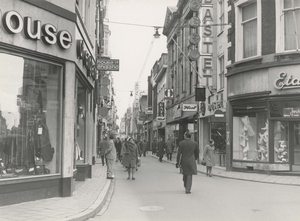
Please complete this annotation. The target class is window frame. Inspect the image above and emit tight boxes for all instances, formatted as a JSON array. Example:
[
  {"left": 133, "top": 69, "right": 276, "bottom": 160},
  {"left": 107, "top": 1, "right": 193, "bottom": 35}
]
[
  {"left": 235, "top": 0, "right": 262, "bottom": 61},
  {"left": 276, "top": 0, "right": 300, "bottom": 52}
]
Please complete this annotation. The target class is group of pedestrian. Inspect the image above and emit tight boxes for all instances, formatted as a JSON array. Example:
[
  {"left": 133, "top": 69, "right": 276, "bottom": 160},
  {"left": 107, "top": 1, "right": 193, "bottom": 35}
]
[{"left": 97, "top": 130, "right": 216, "bottom": 194}]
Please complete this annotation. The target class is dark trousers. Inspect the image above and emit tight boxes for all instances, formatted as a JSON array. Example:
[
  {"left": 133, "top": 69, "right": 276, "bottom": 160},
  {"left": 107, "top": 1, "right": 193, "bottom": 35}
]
[
  {"left": 183, "top": 175, "right": 192, "bottom": 191},
  {"left": 101, "top": 155, "right": 107, "bottom": 166},
  {"left": 159, "top": 154, "right": 163, "bottom": 162},
  {"left": 167, "top": 153, "right": 172, "bottom": 161}
]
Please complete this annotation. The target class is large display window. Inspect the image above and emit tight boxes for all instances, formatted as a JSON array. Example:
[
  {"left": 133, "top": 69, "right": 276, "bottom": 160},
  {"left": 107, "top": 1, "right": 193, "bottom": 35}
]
[
  {"left": 0, "top": 53, "right": 62, "bottom": 179},
  {"left": 232, "top": 103, "right": 268, "bottom": 162}
]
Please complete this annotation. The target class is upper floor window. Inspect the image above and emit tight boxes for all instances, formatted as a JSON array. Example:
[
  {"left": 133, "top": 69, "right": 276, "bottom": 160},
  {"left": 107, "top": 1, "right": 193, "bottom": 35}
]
[
  {"left": 283, "top": 0, "right": 300, "bottom": 51},
  {"left": 219, "top": 0, "right": 225, "bottom": 32},
  {"left": 236, "top": 0, "right": 261, "bottom": 61},
  {"left": 242, "top": 2, "right": 257, "bottom": 58}
]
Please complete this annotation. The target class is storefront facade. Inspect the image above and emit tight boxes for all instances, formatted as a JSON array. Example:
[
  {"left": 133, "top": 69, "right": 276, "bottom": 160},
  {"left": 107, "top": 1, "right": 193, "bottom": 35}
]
[
  {"left": 0, "top": 1, "right": 97, "bottom": 206},
  {"left": 227, "top": 61, "right": 300, "bottom": 172}
]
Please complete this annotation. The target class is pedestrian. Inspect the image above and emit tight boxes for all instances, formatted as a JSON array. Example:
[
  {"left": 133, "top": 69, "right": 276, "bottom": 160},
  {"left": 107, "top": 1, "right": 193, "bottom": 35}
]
[
  {"left": 151, "top": 138, "right": 157, "bottom": 155},
  {"left": 176, "top": 131, "right": 199, "bottom": 194},
  {"left": 121, "top": 137, "right": 139, "bottom": 180},
  {"left": 105, "top": 133, "right": 117, "bottom": 179},
  {"left": 203, "top": 139, "right": 216, "bottom": 177},
  {"left": 99, "top": 137, "right": 109, "bottom": 166},
  {"left": 114, "top": 137, "right": 122, "bottom": 162},
  {"left": 141, "top": 139, "right": 149, "bottom": 157},
  {"left": 157, "top": 137, "right": 165, "bottom": 162},
  {"left": 166, "top": 138, "right": 175, "bottom": 161}
]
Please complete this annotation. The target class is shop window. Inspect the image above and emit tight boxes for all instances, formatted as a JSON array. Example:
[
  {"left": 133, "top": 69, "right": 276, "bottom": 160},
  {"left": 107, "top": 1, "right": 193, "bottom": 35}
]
[
  {"left": 75, "top": 80, "right": 87, "bottom": 163},
  {"left": 211, "top": 122, "right": 226, "bottom": 153},
  {"left": 0, "top": 53, "right": 62, "bottom": 179},
  {"left": 274, "top": 121, "right": 289, "bottom": 163},
  {"left": 233, "top": 111, "right": 268, "bottom": 161}
]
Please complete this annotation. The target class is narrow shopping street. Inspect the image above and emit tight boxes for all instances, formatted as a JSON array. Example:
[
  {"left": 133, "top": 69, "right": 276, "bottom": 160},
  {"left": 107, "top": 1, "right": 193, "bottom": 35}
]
[{"left": 89, "top": 156, "right": 300, "bottom": 221}]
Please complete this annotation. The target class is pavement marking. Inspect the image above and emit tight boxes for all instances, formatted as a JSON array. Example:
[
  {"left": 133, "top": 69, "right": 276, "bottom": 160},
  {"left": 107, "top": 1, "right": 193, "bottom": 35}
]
[{"left": 139, "top": 206, "right": 165, "bottom": 212}]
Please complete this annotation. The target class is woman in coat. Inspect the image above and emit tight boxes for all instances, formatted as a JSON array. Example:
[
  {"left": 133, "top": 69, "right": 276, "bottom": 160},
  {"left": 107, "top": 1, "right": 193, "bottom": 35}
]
[
  {"left": 203, "top": 139, "right": 216, "bottom": 177},
  {"left": 121, "top": 137, "right": 139, "bottom": 180},
  {"left": 176, "top": 131, "right": 199, "bottom": 194}
]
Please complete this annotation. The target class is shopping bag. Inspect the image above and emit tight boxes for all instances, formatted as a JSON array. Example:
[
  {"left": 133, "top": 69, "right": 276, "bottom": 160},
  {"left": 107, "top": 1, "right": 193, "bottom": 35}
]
[{"left": 201, "top": 158, "right": 206, "bottom": 166}]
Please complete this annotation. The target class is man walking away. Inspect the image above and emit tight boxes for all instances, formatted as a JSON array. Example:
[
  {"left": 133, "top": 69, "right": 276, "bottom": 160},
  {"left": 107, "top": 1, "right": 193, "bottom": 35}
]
[
  {"left": 151, "top": 138, "right": 157, "bottom": 155},
  {"left": 105, "top": 133, "right": 117, "bottom": 179},
  {"left": 176, "top": 131, "right": 199, "bottom": 194},
  {"left": 141, "top": 140, "right": 149, "bottom": 157},
  {"left": 157, "top": 137, "right": 165, "bottom": 162},
  {"left": 166, "top": 138, "right": 175, "bottom": 161},
  {"left": 115, "top": 137, "right": 122, "bottom": 162}
]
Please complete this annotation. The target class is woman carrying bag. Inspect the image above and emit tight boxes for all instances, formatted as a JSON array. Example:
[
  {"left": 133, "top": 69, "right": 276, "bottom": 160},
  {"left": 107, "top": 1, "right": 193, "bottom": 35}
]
[{"left": 203, "top": 139, "right": 216, "bottom": 177}]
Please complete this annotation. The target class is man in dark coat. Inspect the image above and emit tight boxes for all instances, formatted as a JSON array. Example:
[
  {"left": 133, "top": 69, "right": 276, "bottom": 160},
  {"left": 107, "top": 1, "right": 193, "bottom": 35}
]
[
  {"left": 140, "top": 140, "right": 149, "bottom": 157},
  {"left": 157, "top": 137, "right": 165, "bottom": 162},
  {"left": 176, "top": 131, "right": 199, "bottom": 194}
]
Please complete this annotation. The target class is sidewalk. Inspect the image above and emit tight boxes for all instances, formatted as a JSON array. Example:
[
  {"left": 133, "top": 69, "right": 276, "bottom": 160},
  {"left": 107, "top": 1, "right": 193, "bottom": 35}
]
[
  {"left": 154, "top": 153, "right": 300, "bottom": 186},
  {"left": 0, "top": 156, "right": 299, "bottom": 221},
  {"left": 0, "top": 159, "right": 115, "bottom": 221}
]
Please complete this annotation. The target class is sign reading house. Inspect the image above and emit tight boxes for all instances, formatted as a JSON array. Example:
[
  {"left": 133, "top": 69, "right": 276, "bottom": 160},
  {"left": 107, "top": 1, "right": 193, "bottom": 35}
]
[{"left": 2, "top": 10, "right": 72, "bottom": 50}]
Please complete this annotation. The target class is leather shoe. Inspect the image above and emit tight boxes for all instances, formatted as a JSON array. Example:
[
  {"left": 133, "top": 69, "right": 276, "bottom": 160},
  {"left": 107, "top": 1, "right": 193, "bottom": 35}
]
[
  {"left": 107, "top": 177, "right": 114, "bottom": 179},
  {"left": 186, "top": 190, "right": 191, "bottom": 194}
]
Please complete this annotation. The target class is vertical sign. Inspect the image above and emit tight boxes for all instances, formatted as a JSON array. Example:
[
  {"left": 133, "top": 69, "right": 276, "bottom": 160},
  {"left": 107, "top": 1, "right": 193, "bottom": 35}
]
[
  {"left": 134, "top": 82, "right": 139, "bottom": 108},
  {"left": 199, "top": 1, "right": 213, "bottom": 87},
  {"left": 158, "top": 102, "right": 165, "bottom": 117}
]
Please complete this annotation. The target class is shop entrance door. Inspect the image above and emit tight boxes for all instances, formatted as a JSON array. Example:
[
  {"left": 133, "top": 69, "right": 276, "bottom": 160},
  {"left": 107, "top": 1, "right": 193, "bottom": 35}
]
[{"left": 291, "top": 122, "right": 300, "bottom": 171}]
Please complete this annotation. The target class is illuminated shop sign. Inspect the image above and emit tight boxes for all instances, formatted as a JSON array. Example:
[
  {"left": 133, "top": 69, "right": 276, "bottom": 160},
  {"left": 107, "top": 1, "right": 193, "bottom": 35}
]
[
  {"left": 1, "top": 10, "right": 72, "bottom": 50},
  {"left": 274, "top": 72, "right": 300, "bottom": 90}
]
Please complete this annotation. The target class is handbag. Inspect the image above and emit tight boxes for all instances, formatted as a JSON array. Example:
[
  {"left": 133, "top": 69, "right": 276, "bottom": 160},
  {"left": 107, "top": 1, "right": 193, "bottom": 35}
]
[{"left": 201, "top": 158, "right": 206, "bottom": 166}]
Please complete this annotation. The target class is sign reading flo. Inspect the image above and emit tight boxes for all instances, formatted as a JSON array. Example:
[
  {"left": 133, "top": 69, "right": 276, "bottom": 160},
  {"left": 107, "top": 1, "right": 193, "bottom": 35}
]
[{"left": 96, "top": 59, "right": 119, "bottom": 71}]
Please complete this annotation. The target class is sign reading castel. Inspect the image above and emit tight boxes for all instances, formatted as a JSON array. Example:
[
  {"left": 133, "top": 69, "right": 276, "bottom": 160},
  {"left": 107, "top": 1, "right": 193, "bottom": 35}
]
[{"left": 1, "top": 10, "right": 72, "bottom": 50}]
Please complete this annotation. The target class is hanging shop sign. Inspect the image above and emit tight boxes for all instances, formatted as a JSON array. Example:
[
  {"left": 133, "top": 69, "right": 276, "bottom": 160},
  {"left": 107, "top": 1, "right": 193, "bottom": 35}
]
[
  {"left": 189, "top": 0, "right": 202, "bottom": 11},
  {"left": 2, "top": 10, "right": 72, "bottom": 50},
  {"left": 189, "top": 33, "right": 200, "bottom": 45},
  {"left": 157, "top": 116, "right": 166, "bottom": 122},
  {"left": 208, "top": 100, "right": 225, "bottom": 112},
  {"left": 274, "top": 72, "right": 300, "bottom": 90},
  {"left": 189, "top": 16, "right": 200, "bottom": 28},
  {"left": 158, "top": 102, "right": 165, "bottom": 117},
  {"left": 188, "top": 49, "right": 200, "bottom": 61},
  {"left": 173, "top": 104, "right": 182, "bottom": 119},
  {"left": 145, "top": 107, "right": 153, "bottom": 115},
  {"left": 164, "top": 89, "right": 174, "bottom": 99},
  {"left": 96, "top": 59, "right": 119, "bottom": 71},
  {"left": 200, "top": 102, "right": 206, "bottom": 116},
  {"left": 182, "top": 104, "right": 198, "bottom": 112}
]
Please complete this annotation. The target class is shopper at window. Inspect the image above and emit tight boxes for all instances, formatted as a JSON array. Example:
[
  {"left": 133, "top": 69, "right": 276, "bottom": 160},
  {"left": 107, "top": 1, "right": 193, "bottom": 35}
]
[
  {"left": 203, "top": 139, "right": 216, "bottom": 177},
  {"left": 105, "top": 134, "right": 116, "bottom": 179}
]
